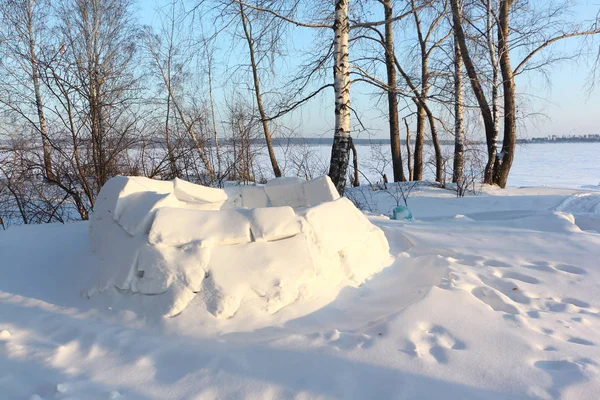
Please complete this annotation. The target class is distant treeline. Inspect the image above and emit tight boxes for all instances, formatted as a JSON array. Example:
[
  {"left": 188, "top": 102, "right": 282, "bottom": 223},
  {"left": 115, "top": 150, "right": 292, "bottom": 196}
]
[
  {"left": 270, "top": 136, "right": 600, "bottom": 146},
  {"left": 523, "top": 135, "right": 600, "bottom": 143},
  {"left": 4, "top": 136, "right": 599, "bottom": 150}
]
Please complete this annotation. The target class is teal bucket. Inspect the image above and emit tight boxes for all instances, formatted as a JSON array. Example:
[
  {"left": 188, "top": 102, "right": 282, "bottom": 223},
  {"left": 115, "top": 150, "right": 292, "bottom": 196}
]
[{"left": 392, "top": 205, "right": 413, "bottom": 221}]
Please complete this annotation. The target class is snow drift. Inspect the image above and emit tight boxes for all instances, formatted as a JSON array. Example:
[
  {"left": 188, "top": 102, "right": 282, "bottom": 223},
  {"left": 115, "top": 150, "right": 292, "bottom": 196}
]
[
  {"left": 87, "top": 176, "right": 391, "bottom": 318},
  {"left": 556, "top": 192, "right": 600, "bottom": 232}
]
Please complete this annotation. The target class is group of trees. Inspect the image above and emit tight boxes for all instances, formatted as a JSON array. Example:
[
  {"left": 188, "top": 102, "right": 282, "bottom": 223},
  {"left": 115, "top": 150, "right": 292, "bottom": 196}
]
[{"left": 0, "top": 0, "right": 598, "bottom": 226}]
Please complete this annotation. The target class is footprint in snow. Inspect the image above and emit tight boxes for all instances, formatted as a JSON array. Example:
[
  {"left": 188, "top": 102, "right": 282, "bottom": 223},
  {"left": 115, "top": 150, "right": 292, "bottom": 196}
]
[
  {"left": 533, "top": 359, "right": 586, "bottom": 398},
  {"left": 325, "top": 329, "right": 374, "bottom": 350},
  {"left": 524, "top": 261, "right": 556, "bottom": 273},
  {"left": 535, "top": 359, "right": 582, "bottom": 371},
  {"left": 524, "top": 261, "right": 586, "bottom": 275},
  {"left": 540, "top": 298, "right": 592, "bottom": 314},
  {"left": 437, "top": 271, "right": 460, "bottom": 290},
  {"left": 402, "top": 323, "right": 466, "bottom": 364},
  {"left": 554, "top": 264, "right": 587, "bottom": 275},
  {"left": 561, "top": 298, "right": 590, "bottom": 309},
  {"left": 483, "top": 259, "right": 512, "bottom": 268},
  {"left": 471, "top": 286, "right": 520, "bottom": 315},
  {"left": 567, "top": 337, "right": 595, "bottom": 346},
  {"left": 501, "top": 272, "right": 540, "bottom": 284},
  {"left": 454, "top": 254, "right": 486, "bottom": 267},
  {"left": 479, "top": 275, "right": 531, "bottom": 305}
]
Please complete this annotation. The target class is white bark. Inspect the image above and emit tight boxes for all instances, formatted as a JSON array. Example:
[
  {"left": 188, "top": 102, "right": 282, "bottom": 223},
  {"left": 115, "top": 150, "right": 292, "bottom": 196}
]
[
  {"left": 328, "top": 0, "right": 351, "bottom": 194},
  {"left": 486, "top": 0, "right": 499, "bottom": 161},
  {"left": 333, "top": 0, "right": 350, "bottom": 140},
  {"left": 453, "top": 37, "right": 464, "bottom": 184}
]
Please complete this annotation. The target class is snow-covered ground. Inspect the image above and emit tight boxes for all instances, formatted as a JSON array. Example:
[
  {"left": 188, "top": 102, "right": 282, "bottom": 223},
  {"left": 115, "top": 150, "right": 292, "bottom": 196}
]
[{"left": 1, "top": 183, "right": 600, "bottom": 399}]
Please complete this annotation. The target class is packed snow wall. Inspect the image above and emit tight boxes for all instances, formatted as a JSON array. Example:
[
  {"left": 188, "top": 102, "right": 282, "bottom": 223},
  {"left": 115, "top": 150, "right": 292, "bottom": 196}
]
[{"left": 88, "top": 176, "right": 392, "bottom": 317}]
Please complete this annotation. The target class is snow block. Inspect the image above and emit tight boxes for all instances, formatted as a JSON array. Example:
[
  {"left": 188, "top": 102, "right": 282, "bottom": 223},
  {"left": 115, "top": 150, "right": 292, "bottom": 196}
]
[
  {"left": 149, "top": 207, "right": 251, "bottom": 247},
  {"left": 133, "top": 245, "right": 172, "bottom": 295},
  {"left": 173, "top": 177, "right": 228, "bottom": 204},
  {"left": 116, "top": 192, "right": 180, "bottom": 236},
  {"left": 304, "top": 197, "right": 374, "bottom": 251},
  {"left": 240, "top": 186, "right": 269, "bottom": 208},
  {"left": 302, "top": 175, "right": 340, "bottom": 206},
  {"left": 208, "top": 233, "right": 316, "bottom": 315},
  {"left": 221, "top": 186, "right": 244, "bottom": 209},
  {"left": 88, "top": 176, "right": 392, "bottom": 322},
  {"left": 264, "top": 177, "right": 308, "bottom": 207},
  {"left": 248, "top": 206, "right": 301, "bottom": 242}
]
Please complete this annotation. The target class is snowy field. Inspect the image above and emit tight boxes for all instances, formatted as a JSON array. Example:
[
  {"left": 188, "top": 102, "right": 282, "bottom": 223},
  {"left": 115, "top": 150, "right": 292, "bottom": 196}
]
[{"left": 1, "top": 175, "right": 600, "bottom": 399}]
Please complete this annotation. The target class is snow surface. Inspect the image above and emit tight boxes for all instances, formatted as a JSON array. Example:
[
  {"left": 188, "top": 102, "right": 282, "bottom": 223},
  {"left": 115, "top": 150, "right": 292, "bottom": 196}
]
[
  {"left": 1, "top": 184, "right": 600, "bottom": 399},
  {"left": 87, "top": 176, "right": 390, "bottom": 318}
]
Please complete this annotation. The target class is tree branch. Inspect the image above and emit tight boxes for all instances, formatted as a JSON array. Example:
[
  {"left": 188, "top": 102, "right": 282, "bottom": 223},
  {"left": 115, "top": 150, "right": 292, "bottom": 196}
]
[
  {"left": 514, "top": 27, "right": 600, "bottom": 75},
  {"left": 228, "top": 0, "right": 331, "bottom": 28}
]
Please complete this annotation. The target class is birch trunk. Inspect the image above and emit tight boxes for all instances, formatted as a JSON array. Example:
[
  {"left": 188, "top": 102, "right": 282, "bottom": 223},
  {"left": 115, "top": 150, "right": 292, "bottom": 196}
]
[
  {"left": 165, "top": 94, "right": 178, "bottom": 179},
  {"left": 328, "top": 0, "right": 351, "bottom": 194},
  {"left": 493, "top": 0, "right": 516, "bottom": 188},
  {"left": 349, "top": 136, "right": 359, "bottom": 187},
  {"left": 239, "top": 4, "right": 281, "bottom": 178},
  {"left": 450, "top": 0, "right": 496, "bottom": 184},
  {"left": 413, "top": 105, "right": 425, "bottom": 180},
  {"left": 26, "top": 0, "right": 53, "bottom": 181},
  {"left": 207, "top": 53, "right": 221, "bottom": 177},
  {"left": 404, "top": 118, "right": 413, "bottom": 181},
  {"left": 426, "top": 108, "right": 443, "bottom": 183},
  {"left": 383, "top": 0, "right": 405, "bottom": 182},
  {"left": 452, "top": 38, "right": 464, "bottom": 184},
  {"left": 484, "top": 0, "right": 499, "bottom": 184},
  {"left": 412, "top": 1, "right": 442, "bottom": 182}
]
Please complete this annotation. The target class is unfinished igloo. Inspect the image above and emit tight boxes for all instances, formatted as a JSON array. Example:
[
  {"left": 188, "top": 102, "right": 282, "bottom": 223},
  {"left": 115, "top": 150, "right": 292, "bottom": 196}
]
[{"left": 88, "top": 175, "right": 392, "bottom": 318}]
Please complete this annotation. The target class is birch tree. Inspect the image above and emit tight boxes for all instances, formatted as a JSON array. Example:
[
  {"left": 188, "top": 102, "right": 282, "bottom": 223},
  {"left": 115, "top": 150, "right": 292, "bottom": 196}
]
[
  {"left": 354, "top": 0, "right": 448, "bottom": 183},
  {"left": 238, "top": 3, "right": 282, "bottom": 177},
  {"left": 219, "top": 0, "right": 423, "bottom": 193},
  {"left": 56, "top": 0, "right": 142, "bottom": 190},
  {"left": 383, "top": 0, "right": 406, "bottom": 182},
  {"left": 144, "top": 6, "right": 216, "bottom": 183},
  {"left": 451, "top": 0, "right": 600, "bottom": 187},
  {"left": 452, "top": 35, "right": 464, "bottom": 184},
  {"left": 0, "top": 0, "right": 53, "bottom": 180}
]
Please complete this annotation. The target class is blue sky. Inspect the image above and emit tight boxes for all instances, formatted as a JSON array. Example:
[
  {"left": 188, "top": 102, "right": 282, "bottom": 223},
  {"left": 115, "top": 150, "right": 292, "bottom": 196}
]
[{"left": 137, "top": 0, "right": 600, "bottom": 140}]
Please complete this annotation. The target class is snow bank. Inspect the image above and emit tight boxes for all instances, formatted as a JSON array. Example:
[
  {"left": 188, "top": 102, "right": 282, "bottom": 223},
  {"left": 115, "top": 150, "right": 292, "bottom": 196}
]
[
  {"left": 556, "top": 192, "right": 600, "bottom": 232},
  {"left": 88, "top": 176, "right": 391, "bottom": 318},
  {"left": 556, "top": 192, "right": 600, "bottom": 215}
]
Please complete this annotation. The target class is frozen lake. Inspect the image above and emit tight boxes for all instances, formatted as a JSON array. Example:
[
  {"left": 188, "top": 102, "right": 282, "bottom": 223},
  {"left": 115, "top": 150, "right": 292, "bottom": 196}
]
[
  {"left": 508, "top": 142, "right": 599, "bottom": 188},
  {"left": 264, "top": 141, "right": 600, "bottom": 189}
]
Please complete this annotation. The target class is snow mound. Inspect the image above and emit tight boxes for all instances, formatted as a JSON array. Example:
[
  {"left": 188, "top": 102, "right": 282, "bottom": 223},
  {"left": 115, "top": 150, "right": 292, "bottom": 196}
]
[
  {"left": 556, "top": 192, "right": 600, "bottom": 215},
  {"left": 88, "top": 176, "right": 392, "bottom": 318},
  {"left": 556, "top": 192, "right": 600, "bottom": 232}
]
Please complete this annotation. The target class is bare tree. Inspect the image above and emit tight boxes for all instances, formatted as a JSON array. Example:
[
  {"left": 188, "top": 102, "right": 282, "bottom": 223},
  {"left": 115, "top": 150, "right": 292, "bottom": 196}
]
[
  {"left": 451, "top": 0, "right": 600, "bottom": 187},
  {"left": 199, "top": 24, "right": 223, "bottom": 178},
  {"left": 0, "top": 0, "right": 53, "bottom": 180},
  {"left": 382, "top": 0, "right": 406, "bottom": 182},
  {"left": 409, "top": 0, "right": 450, "bottom": 182},
  {"left": 355, "top": 0, "right": 448, "bottom": 183},
  {"left": 219, "top": 0, "right": 423, "bottom": 194},
  {"left": 55, "top": 0, "right": 142, "bottom": 190},
  {"left": 237, "top": 3, "right": 283, "bottom": 177},
  {"left": 144, "top": 10, "right": 216, "bottom": 183}
]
